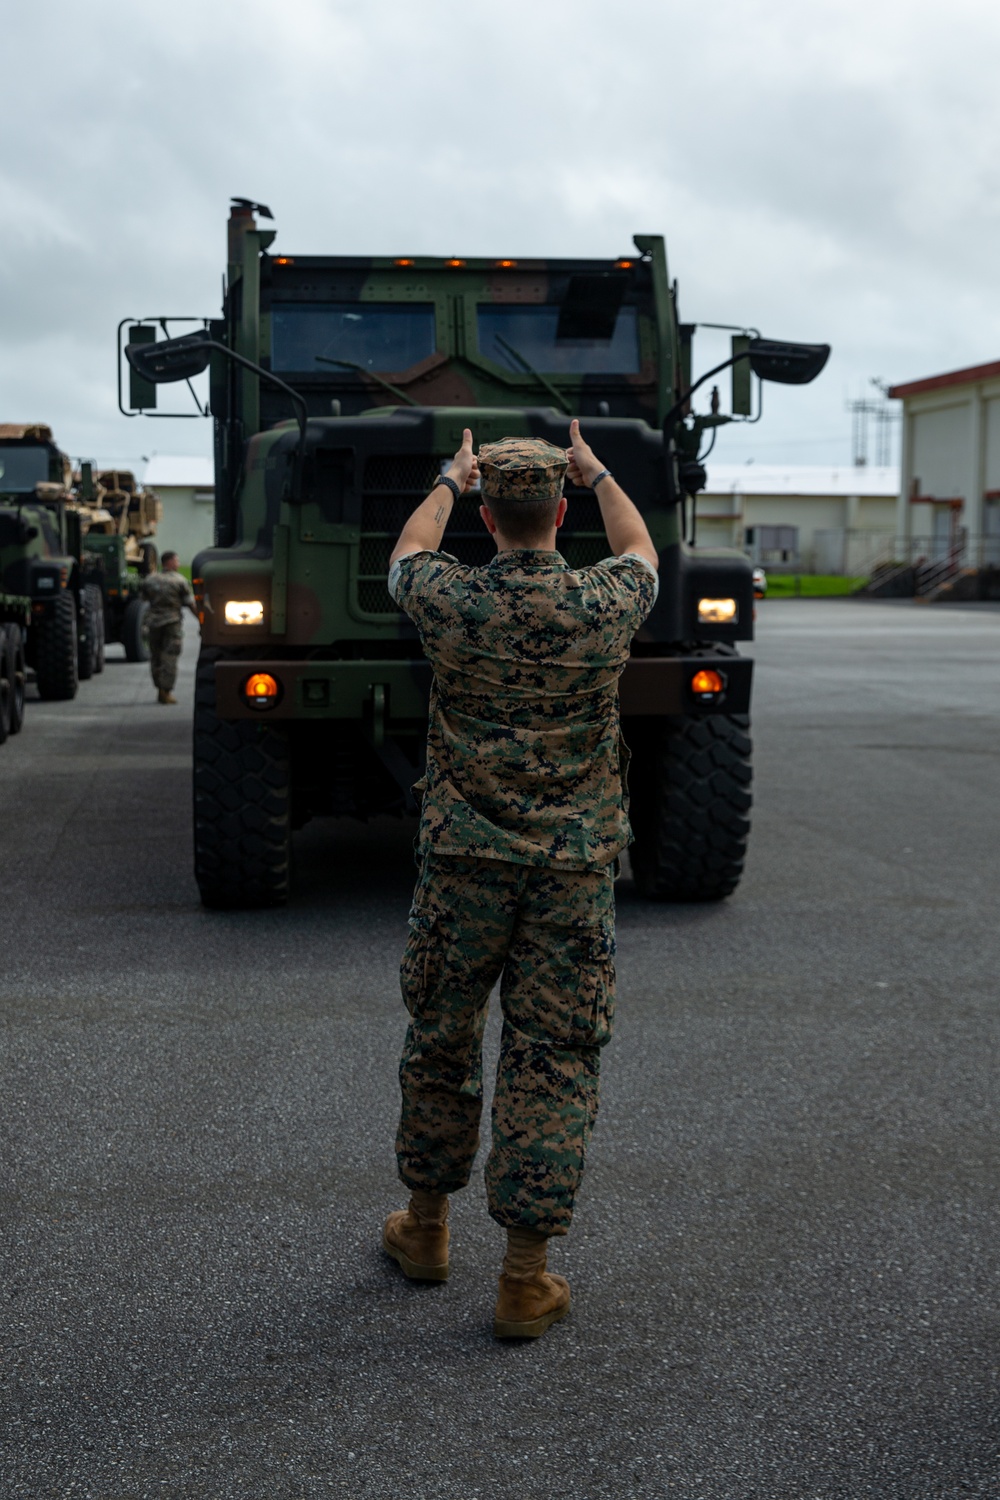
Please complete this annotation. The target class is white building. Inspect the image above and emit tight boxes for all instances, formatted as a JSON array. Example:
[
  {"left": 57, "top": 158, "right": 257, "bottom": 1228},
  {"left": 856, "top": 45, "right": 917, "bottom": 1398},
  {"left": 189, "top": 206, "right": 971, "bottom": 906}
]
[
  {"left": 698, "top": 463, "right": 899, "bottom": 574},
  {"left": 142, "top": 455, "right": 215, "bottom": 567},
  {"left": 889, "top": 359, "right": 1000, "bottom": 568}
]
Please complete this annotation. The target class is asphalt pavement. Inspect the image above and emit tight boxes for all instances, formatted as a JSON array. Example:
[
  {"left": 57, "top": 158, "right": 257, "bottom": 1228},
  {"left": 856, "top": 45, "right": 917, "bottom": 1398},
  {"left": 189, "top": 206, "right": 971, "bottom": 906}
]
[{"left": 1, "top": 602, "right": 998, "bottom": 1499}]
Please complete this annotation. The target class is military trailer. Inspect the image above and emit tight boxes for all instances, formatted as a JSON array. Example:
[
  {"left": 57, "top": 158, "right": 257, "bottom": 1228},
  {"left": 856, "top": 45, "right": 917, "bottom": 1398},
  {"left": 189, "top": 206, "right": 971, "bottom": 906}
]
[
  {"left": 77, "top": 464, "right": 161, "bottom": 662},
  {"left": 0, "top": 424, "right": 105, "bottom": 701},
  {"left": 123, "top": 199, "right": 828, "bottom": 908}
]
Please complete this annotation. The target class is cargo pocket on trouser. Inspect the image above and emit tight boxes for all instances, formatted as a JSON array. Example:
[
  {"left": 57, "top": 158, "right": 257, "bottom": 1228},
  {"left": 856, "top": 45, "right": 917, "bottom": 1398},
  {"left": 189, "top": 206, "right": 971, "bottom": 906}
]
[
  {"left": 575, "top": 919, "right": 617, "bottom": 1048},
  {"left": 399, "top": 906, "right": 437, "bottom": 1016},
  {"left": 503, "top": 916, "right": 617, "bottom": 1049}
]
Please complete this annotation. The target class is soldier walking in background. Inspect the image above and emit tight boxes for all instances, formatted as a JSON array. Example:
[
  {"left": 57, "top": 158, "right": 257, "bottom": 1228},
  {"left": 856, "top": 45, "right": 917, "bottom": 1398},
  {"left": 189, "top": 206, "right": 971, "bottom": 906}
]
[
  {"left": 140, "top": 551, "right": 198, "bottom": 704},
  {"left": 382, "top": 420, "right": 659, "bottom": 1339}
]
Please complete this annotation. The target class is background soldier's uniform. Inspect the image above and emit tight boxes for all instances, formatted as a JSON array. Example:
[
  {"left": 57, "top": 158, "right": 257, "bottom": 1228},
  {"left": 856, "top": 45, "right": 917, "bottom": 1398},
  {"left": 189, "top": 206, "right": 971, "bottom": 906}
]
[
  {"left": 390, "top": 509, "right": 657, "bottom": 1237},
  {"left": 140, "top": 571, "right": 195, "bottom": 693}
]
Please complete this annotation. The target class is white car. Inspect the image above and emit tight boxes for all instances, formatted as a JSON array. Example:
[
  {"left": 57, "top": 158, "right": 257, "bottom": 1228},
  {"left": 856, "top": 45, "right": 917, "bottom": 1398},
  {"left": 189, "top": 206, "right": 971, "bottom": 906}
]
[{"left": 752, "top": 566, "right": 767, "bottom": 599}]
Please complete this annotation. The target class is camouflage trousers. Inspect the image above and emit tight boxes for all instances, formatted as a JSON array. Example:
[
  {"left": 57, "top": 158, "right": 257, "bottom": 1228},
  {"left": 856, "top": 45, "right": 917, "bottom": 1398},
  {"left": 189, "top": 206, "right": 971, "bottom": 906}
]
[
  {"left": 396, "top": 851, "right": 616, "bottom": 1236},
  {"left": 148, "top": 621, "right": 183, "bottom": 692}
]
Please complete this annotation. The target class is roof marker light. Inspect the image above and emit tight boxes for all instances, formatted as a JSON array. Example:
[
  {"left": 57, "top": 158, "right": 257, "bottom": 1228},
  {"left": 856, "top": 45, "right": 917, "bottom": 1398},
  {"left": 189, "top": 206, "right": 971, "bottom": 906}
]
[
  {"left": 495, "top": 259, "right": 517, "bottom": 268},
  {"left": 395, "top": 258, "right": 415, "bottom": 266},
  {"left": 274, "top": 257, "right": 294, "bottom": 265},
  {"left": 446, "top": 258, "right": 466, "bottom": 268},
  {"left": 616, "top": 259, "right": 634, "bottom": 269}
]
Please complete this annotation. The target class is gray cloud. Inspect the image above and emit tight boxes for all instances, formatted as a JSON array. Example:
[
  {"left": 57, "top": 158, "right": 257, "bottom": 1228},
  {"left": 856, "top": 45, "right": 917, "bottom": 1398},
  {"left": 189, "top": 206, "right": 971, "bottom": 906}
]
[{"left": 2, "top": 0, "right": 998, "bottom": 467}]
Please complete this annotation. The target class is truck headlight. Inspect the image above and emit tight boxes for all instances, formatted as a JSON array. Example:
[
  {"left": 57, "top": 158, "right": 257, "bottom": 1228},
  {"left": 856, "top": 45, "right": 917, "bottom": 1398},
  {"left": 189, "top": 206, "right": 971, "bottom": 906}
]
[
  {"left": 697, "top": 597, "right": 738, "bottom": 625},
  {"left": 224, "top": 600, "right": 265, "bottom": 625}
]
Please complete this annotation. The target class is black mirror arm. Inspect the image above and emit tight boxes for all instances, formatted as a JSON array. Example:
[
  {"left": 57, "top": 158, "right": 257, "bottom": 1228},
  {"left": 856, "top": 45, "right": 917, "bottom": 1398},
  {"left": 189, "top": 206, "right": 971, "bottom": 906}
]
[
  {"left": 199, "top": 340, "right": 308, "bottom": 502},
  {"left": 662, "top": 352, "right": 748, "bottom": 440}
]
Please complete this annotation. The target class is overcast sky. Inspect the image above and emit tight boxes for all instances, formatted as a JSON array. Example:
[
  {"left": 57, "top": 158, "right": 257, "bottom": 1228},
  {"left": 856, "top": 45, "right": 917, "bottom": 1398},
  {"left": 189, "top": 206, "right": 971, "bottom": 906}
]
[{"left": 3, "top": 0, "right": 999, "bottom": 475}]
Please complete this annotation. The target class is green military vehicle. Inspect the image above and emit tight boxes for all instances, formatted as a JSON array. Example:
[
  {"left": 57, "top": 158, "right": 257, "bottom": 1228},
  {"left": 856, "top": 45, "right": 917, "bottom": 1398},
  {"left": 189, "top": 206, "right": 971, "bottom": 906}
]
[
  {"left": 0, "top": 527, "right": 30, "bottom": 745},
  {"left": 77, "top": 464, "right": 161, "bottom": 662},
  {"left": 123, "top": 198, "right": 828, "bottom": 908},
  {"left": 0, "top": 424, "right": 105, "bottom": 703}
]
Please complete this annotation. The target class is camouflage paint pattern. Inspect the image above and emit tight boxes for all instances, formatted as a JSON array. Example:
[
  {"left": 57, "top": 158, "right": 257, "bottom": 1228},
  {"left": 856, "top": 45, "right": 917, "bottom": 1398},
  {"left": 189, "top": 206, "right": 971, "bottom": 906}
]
[
  {"left": 396, "top": 850, "right": 616, "bottom": 1236},
  {"left": 478, "top": 437, "right": 568, "bottom": 501},
  {"left": 390, "top": 547, "right": 658, "bottom": 868},
  {"left": 148, "top": 621, "right": 183, "bottom": 692}
]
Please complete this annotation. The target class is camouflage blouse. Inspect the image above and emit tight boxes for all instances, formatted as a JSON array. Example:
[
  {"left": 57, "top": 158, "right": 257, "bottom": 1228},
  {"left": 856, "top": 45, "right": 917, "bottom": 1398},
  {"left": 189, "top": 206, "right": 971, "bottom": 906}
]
[
  {"left": 140, "top": 571, "right": 195, "bottom": 628},
  {"left": 390, "top": 548, "right": 658, "bottom": 870}
]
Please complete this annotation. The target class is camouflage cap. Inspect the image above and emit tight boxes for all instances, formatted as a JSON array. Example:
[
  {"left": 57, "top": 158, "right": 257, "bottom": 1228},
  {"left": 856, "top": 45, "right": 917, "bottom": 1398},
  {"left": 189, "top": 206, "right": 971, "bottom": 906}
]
[{"left": 478, "top": 437, "right": 568, "bottom": 502}]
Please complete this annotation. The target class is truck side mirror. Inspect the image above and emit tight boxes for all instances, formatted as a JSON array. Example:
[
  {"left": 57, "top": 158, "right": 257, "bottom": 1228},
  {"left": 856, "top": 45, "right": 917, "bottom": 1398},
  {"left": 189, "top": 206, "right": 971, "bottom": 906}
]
[
  {"left": 731, "top": 335, "right": 752, "bottom": 415},
  {"left": 126, "top": 332, "right": 213, "bottom": 385},
  {"left": 126, "top": 325, "right": 158, "bottom": 410},
  {"left": 748, "top": 339, "right": 830, "bottom": 385}
]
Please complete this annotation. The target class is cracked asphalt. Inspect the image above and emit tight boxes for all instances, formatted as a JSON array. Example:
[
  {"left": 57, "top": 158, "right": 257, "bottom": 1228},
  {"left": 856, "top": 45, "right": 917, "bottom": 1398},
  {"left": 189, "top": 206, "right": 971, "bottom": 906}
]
[{"left": 1, "top": 600, "right": 998, "bottom": 1498}]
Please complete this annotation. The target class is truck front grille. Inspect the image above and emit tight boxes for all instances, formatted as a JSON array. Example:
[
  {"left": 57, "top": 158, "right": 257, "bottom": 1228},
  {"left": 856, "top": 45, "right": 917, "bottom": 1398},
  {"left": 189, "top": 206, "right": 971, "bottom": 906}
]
[{"left": 357, "top": 454, "right": 611, "bottom": 616}]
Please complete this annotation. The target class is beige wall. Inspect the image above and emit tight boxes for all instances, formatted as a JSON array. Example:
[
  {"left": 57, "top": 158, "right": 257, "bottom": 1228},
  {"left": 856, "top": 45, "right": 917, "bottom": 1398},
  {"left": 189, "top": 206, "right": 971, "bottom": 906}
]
[
  {"left": 155, "top": 486, "right": 215, "bottom": 567},
  {"left": 697, "top": 489, "right": 897, "bottom": 570},
  {"left": 898, "top": 374, "right": 1000, "bottom": 551}
]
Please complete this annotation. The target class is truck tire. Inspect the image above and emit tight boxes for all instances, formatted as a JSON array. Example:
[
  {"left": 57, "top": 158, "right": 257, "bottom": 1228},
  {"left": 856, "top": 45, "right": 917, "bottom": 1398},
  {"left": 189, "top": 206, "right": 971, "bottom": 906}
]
[
  {"left": 627, "top": 711, "right": 753, "bottom": 902},
  {"left": 35, "top": 592, "right": 79, "bottom": 701},
  {"left": 7, "top": 625, "right": 26, "bottom": 733},
  {"left": 78, "top": 585, "right": 103, "bottom": 680},
  {"left": 0, "top": 629, "right": 13, "bottom": 745},
  {"left": 122, "top": 597, "right": 150, "bottom": 662},
  {"left": 193, "top": 648, "right": 292, "bottom": 908}
]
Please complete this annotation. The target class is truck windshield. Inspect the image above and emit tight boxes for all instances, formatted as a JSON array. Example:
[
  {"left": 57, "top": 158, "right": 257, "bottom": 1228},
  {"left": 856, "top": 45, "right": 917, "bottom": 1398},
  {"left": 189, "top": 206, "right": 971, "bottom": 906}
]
[
  {"left": 477, "top": 305, "right": 641, "bottom": 375},
  {"left": 271, "top": 304, "right": 437, "bottom": 373},
  {"left": 0, "top": 447, "right": 49, "bottom": 492}
]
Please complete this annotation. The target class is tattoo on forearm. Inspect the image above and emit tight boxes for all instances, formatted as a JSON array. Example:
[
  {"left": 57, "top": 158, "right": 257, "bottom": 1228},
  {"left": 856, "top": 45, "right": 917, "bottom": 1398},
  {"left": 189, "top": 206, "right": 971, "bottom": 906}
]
[{"left": 434, "top": 505, "right": 446, "bottom": 526}]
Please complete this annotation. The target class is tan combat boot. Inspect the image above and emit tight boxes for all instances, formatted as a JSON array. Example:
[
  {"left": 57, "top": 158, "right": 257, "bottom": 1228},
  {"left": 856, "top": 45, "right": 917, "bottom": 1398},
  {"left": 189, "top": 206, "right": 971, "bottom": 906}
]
[
  {"left": 493, "top": 1226, "right": 571, "bottom": 1339},
  {"left": 383, "top": 1190, "right": 450, "bottom": 1282},
  {"left": 157, "top": 689, "right": 177, "bottom": 705}
]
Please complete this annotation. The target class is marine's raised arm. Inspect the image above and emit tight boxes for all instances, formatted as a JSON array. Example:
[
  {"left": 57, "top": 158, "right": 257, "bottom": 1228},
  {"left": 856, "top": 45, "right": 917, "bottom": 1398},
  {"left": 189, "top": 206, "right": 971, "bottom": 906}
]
[{"left": 566, "top": 418, "right": 658, "bottom": 572}]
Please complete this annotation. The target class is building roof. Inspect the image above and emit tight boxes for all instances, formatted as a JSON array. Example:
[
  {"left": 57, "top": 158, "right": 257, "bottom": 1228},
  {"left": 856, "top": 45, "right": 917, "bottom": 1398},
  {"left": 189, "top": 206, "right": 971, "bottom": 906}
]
[
  {"left": 888, "top": 359, "right": 1000, "bottom": 399},
  {"left": 703, "top": 463, "right": 898, "bottom": 497},
  {"left": 143, "top": 455, "right": 214, "bottom": 488}
]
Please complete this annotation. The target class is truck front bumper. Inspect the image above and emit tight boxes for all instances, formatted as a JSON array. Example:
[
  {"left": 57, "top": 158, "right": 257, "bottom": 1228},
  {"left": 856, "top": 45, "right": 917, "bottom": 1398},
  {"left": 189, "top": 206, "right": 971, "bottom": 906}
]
[{"left": 214, "top": 654, "right": 753, "bottom": 722}]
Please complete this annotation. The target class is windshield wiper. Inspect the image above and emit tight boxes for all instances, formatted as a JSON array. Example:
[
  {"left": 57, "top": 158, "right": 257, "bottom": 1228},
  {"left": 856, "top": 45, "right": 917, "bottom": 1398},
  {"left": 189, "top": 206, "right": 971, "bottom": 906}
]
[
  {"left": 493, "top": 336, "right": 572, "bottom": 415},
  {"left": 314, "top": 356, "right": 419, "bottom": 408}
]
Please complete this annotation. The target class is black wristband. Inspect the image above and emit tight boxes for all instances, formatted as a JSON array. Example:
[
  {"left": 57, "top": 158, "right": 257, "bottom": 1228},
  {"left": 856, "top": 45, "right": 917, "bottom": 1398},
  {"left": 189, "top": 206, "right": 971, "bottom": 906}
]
[
  {"left": 591, "top": 469, "right": 613, "bottom": 489},
  {"left": 435, "top": 474, "right": 461, "bottom": 503}
]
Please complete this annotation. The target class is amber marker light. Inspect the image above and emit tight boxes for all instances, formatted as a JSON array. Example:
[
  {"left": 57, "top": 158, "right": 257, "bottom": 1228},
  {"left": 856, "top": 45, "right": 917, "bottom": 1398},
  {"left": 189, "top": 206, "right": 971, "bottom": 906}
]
[
  {"left": 395, "top": 257, "right": 415, "bottom": 266},
  {"left": 495, "top": 259, "right": 517, "bottom": 268},
  {"left": 691, "top": 668, "right": 725, "bottom": 698},
  {"left": 274, "top": 257, "right": 294, "bottom": 265},
  {"left": 446, "top": 258, "right": 466, "bottom": 268},
  {"left": 224, "top": 600, "right": 265, "bottom": 625},
  {"left": 697, "top": 597, "right": 738, "bottom": 625},
  {"left": 616, "top": 259, "right": 634, "bottom": 269},
  {"left": 243, "top": 672, "right": 281, "bottom": 710}
]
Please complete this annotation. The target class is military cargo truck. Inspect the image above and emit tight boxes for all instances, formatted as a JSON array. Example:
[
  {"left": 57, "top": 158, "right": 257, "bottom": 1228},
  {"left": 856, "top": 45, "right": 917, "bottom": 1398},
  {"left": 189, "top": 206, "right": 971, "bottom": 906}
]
[
  {"left": 77, "top": 464, "right": 162, "bottom": 662},
  {"left": 123, "top": 199, "right": 828, "bottom": 908},
  {"left": 0, "top": 541, "right": 30, "bottom": 744},
  {"left": 0, "top": 424, "right": 105, "bottom": 700}
]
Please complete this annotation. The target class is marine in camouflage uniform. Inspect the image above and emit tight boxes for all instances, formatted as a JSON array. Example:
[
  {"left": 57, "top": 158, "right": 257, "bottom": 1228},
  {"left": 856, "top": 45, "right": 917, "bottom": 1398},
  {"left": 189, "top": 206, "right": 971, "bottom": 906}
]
[
  {"left": 383, "top": 423, "right": 658, "bottom": 1337},
  {"left": 139, "top": 551, "right": 197, "bottom": 704}
]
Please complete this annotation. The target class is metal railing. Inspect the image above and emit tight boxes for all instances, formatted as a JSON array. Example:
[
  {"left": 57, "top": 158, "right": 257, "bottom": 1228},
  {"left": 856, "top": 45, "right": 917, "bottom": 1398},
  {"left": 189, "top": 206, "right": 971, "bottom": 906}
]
[{"left": 862, "top": 533, "right": 1000, "bottom": 598}]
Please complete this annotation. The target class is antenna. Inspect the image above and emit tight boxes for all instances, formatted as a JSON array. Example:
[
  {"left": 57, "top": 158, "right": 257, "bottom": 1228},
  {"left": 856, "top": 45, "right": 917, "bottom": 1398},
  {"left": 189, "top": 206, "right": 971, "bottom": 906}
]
[{"left": 846, "top": 379, "right": 900, "bottom": 467}]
